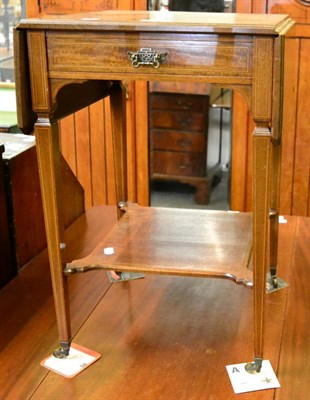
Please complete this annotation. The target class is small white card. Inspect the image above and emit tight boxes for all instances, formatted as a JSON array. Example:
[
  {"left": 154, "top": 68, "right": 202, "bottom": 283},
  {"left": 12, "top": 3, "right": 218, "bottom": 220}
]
[
  {"left": 226, "top": 360, "right": 280, "bottom": 394},
  {"left": 41, "top": 343, "right": 101, "bottom": 378},
  {"left": 103, "top": 247, "right": 115, "bottom": 255}
]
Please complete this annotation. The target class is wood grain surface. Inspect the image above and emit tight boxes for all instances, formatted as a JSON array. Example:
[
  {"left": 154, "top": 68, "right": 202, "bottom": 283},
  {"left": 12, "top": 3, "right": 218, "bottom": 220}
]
[{"left": 1, "top": 207, "right": 308, "bottom": 400}]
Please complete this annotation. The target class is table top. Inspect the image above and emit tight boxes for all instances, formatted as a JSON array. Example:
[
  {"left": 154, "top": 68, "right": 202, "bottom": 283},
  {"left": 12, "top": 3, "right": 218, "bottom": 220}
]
[{"left": 17, "top": 11, "right": 294, "bottom": 36}]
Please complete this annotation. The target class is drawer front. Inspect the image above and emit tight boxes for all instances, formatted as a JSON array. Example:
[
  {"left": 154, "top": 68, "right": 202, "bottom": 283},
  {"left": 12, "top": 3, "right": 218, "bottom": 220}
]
[
  {"left": 150, "top": 110, "right": 206, "bottom": 132},
  {"left": 151, "top": 151, "right": 206, "bottom": 177},
  {"left": 46, "top": 32, "right": 253, "bottom": 81},
  {"left": 149, "top": 93, "right": 207, "bottom": 113},
  {"left": 151, "top": 130, "right": 206, "bottom": 153}
]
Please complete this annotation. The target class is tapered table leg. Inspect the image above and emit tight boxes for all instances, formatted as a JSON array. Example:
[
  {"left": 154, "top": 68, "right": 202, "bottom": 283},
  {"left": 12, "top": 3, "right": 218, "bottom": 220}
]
[
  {"left": 246, "top": 128, "right": 272, "bottom": 373},
  {"left": 35, "top": 119, "right": 71, "bottom": 357},
  {"left": 110, "top": 82, "right": 128, "bottom": 218},
  {"left": 269, "top": 142, "right": 281, "bottom": 287},
  {"left": 108, "top": 81, "right": 145, "bottom": 283}
]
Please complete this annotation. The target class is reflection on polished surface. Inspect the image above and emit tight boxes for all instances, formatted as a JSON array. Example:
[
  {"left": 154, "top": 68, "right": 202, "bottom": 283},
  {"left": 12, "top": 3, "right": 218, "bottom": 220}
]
[{"left": 169, "top": 0, "right": 226, "bottom": 12}]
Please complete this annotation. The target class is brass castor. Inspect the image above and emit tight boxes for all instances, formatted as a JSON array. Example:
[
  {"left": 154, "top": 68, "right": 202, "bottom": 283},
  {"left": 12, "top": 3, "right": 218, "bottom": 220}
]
[
  {"left": 53, "top": 342, "right": 71, "bottom": 359},
  {"left": 272, "top": 276, "right": 278, "bottom": 288},
  {"left": 245, "top": 358, "right": 263, "bottom": 374}
]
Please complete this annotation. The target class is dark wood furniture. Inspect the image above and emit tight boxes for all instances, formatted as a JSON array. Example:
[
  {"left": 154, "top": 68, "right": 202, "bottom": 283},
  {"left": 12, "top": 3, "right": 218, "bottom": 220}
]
[
  {"left": 149, "top": 82, "right": 222, "bottom": 204},
  {"left": 14, "top": 11, "right": 293, "bottom": 373},
  {"left": 0, "top": 132, "right": 84, "bottom": 278},
  {"left": 0, "top": 133, "right": 40, "bottom": 274},
  {"left": 0, "top": 142, "right": 15, "bottom": 288}
]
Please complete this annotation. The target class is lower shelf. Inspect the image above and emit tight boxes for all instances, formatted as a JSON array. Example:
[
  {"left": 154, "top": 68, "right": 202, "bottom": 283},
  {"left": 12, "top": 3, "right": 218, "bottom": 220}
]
[{"left": 65, "top": 203, "right": 253, "bottom": 287}]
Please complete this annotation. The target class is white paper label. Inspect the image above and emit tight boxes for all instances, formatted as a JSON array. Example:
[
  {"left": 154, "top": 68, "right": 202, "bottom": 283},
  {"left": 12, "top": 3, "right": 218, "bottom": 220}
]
[
  {"left": 226, "top": 360, "right": 280, "bottom": 394},
  {"left": 43, "top": 347, "right": 96, "bottom": 377},
  {"left": 103, "top": 247, "right": 114, "bottom": 255}
]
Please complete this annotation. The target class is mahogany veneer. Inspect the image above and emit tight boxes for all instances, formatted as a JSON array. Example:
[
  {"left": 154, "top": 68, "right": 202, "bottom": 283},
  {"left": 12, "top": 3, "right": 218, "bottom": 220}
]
[
  {"left": 14, "top": 11, "right": 294, "bottom": 373},
  {"left": 66, "top": 203, "right": 253, "bottom": 285}
]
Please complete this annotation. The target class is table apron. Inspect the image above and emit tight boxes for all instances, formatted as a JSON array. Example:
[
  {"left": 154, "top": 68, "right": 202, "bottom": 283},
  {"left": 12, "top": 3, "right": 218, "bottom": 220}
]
[{"left": 46, "top": 32, "right": 254, "bottom": 80}]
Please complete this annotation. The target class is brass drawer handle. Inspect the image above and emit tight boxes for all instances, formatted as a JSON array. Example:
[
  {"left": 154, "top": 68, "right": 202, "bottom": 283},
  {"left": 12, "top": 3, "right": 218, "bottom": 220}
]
[
  {"left": 176, "top": 100, "right": 193, "bottom": 110},
  {"left": 177, "top": 138, "right": 192, "bottom": 147},
  {"left": 181, "top": 119, "right": 192, "bottom": 127},
  {"left": 127, "top": 48, "right": 167, "bottom": 69},
  {"left": 179, "top": 163, "right": 192, "bottom": 170}
]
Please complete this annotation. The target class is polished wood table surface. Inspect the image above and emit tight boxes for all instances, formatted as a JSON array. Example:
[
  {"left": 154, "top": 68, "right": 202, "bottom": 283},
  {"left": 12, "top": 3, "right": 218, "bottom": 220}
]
[{"left": 14, "top": 11, "right": 294, "bottom": 373}]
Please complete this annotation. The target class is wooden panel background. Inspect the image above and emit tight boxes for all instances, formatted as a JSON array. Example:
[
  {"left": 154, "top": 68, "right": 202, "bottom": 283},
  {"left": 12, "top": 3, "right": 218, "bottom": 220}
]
[
  {"left": 231, "top": 0, "right": 310, "bottom": 216},
  {"left": 27, "top": 0, "right": 149, "bottom": 210}
]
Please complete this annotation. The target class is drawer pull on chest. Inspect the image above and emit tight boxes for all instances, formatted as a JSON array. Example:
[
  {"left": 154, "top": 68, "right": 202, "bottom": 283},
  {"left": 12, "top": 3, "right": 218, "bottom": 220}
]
[
  {"left": 179, "top": 163, "right": 192, "bottom": 170},
  {"left": 181, "top": 118, "right": 193, "bottom": 127},
  {"left": 127, "top": 48, "right": 167, "bottom": 69},
  {"left": 176, "top": 100, "right": 193, "bottom": 110},
  {"left": 177, "top": 138, "right": 192, "bottom": 147}
]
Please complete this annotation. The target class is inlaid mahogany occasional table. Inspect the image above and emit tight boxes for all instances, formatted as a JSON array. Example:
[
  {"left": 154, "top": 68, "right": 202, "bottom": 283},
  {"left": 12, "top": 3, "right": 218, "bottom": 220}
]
[{"left": 14, "top": 11, "right": 293, "bottom": 374}]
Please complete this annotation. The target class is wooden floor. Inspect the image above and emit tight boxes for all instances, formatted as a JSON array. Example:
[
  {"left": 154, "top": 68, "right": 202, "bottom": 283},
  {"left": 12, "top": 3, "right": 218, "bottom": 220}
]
[{"left": 0, "top": 206, "right": 309, "bottom": 400}]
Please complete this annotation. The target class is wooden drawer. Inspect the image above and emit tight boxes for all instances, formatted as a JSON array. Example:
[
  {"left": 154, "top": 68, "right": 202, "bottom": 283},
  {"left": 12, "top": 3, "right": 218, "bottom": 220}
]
[
  {"left": 151, "top": 150, "right": 206, "bottom": 177},
  {"left": 149, "top": 93, "right": 207, "bottom": 112},
  {"left": 151, "top": 130, "right": 206, "bottom": 153},
  {"left": 150, "top": 110, "right": 206, "bottom": 132},
  {"left": 46, "top": 32, "right": 253, "bottom": 82}
]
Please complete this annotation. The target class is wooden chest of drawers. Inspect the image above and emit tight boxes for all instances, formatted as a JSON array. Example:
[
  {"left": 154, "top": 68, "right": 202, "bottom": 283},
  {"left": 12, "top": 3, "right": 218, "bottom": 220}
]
[
  {"left": 149, "top": 84, "right": 221, "bottom": 204},
  {"left": 0, "top": 144, "right": 15, "bottom": 288},
  {"left": 0, "top": 133, "right": 85, "bottom": 285}
]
